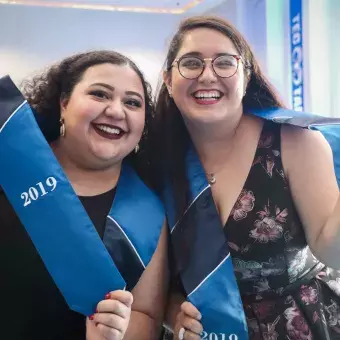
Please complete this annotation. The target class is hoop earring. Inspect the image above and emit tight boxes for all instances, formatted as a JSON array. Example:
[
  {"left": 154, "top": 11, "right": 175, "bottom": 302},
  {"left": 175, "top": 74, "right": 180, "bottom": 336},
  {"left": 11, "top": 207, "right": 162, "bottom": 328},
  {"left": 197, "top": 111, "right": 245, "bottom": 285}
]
[{"left": 60, "top": 117, "right": 66, "bottom": 137}]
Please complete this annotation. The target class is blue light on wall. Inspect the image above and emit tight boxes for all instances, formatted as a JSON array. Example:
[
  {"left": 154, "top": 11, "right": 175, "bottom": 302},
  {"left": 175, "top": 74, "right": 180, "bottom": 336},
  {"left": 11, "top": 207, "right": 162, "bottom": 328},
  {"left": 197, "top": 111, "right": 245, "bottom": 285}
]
[{"left": 290, "top": 0, "right": 304, "bottom": 111}]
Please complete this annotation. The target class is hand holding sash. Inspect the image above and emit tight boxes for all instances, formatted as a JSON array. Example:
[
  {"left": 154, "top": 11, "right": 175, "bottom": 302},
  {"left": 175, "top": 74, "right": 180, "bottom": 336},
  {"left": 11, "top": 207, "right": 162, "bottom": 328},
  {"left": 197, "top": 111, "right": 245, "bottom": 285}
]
[
  {"left": 86, "top": 290, "right": 133, "bottom": 340},
  {"left": 174, "top": 301, "right": 203, "bottom": 340}
]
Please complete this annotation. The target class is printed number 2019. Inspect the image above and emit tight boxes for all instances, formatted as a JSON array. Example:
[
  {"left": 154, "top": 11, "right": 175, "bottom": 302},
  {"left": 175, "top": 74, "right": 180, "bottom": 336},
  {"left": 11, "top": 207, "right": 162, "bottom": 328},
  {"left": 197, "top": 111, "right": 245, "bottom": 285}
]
[
  {"left": 201, "top": 333, "right": 238, "bottom": 340},
  {"left": 21, "top": 177, "right": 57, "bottom": 207}
]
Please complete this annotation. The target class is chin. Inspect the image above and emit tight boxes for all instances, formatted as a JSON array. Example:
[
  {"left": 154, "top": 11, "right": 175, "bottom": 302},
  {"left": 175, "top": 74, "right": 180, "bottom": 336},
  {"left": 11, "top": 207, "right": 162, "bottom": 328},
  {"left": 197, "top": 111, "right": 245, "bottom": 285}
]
[
  {"left": 191, "top": 112, "right": 230, "bottom": 125},
  {"left": 90, "top": 148, "right": 120, "bottom": 163},
  {"left": 99, "top": 153, "right": 123, "bottom": 163}
]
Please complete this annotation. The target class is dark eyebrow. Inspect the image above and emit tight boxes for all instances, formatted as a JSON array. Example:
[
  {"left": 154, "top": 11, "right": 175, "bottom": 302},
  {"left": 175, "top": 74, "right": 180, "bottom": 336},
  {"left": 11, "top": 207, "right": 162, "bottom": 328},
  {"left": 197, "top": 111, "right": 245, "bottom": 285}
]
[
  {"left": 90, "top": 83, "right": 114, "bottom": 91},
  {"left": 125, "top": 91, "right": 144, "bottom": 102},
  {"left": 90, "top": 83, "right": 144, "bottom": 102}
]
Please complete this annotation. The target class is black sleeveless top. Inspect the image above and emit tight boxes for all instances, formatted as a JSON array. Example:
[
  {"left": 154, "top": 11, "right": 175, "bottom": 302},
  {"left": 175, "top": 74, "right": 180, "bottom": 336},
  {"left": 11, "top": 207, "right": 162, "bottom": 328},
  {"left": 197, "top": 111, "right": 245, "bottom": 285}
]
[{"left": 0, "top": 187, "right": 116, "bottom": 340}]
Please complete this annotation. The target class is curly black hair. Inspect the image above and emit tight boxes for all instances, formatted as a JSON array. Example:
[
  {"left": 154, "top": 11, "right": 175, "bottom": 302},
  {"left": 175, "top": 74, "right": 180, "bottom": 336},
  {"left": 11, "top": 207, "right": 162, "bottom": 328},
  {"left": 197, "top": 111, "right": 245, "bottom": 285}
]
[{"left": 21, "top": 50, "right": 154, "bottom": 173}]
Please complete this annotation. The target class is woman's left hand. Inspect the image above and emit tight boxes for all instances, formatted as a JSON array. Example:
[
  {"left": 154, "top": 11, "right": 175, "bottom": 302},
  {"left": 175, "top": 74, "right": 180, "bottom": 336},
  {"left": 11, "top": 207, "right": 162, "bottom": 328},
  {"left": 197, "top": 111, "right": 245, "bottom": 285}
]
[{"left": 86, "top": 290, "right": 133, "bottom": 340}]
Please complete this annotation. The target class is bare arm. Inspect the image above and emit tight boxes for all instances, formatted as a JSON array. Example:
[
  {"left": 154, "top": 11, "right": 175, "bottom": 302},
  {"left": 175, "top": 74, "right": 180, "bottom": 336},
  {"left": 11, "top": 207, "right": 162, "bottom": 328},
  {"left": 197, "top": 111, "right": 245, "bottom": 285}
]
[
  {"left": 282, "top": 125, "right": 340, "bottom": 268},
  {"left": 124, "top": 223, "right": 169, "bottom": 340}
]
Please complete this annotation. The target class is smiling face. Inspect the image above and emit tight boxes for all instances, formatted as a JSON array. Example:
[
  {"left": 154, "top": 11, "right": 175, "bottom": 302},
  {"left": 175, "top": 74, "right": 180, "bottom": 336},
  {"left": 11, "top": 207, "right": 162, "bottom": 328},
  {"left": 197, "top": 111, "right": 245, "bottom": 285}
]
[
  {"left": 166, "top": 28, "right": 247, "bottom": 126},
  {"left": 59, "top": 63, "right": 145, "bottom": 169}
]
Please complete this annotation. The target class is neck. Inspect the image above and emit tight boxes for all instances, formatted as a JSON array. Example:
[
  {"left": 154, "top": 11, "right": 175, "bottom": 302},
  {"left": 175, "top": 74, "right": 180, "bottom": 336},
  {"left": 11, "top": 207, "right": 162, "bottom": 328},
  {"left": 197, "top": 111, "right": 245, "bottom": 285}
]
[
  {"left": 186, "top": 111, "right": 243, "bottom": 171},
  {"left": 51, "top": 141, "right": 121, "bottom": 197}
]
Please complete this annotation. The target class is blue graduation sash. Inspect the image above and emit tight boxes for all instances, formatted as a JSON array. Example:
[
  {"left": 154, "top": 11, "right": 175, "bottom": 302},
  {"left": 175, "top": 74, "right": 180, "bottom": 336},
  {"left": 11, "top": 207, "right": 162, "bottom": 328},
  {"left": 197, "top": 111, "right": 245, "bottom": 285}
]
[
  {"left": 0, "top": 75, "right": 164, "bottom": 316},
  {"left": 163, "top": 108, "right": 340, "bottom": 340}
]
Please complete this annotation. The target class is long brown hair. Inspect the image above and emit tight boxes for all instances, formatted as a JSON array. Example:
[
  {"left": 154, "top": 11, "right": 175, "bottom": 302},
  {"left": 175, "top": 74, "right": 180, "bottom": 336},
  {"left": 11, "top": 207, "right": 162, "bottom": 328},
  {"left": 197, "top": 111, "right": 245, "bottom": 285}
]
[{"left": 148, "top": 16, "right": 284, "bottom": 219}]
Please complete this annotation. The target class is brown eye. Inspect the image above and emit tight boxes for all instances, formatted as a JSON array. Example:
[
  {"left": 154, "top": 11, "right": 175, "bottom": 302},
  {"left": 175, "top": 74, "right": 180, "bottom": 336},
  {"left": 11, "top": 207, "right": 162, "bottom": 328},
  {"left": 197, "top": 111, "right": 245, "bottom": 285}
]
[
  {"left": 180, "top": 57, "right": 203, "bottom": 70},
  {"left": 90, "top": 90, "right": 109, "bottom": 99},
  {"left": 214, "top": 55, "right": 237, "bottom": 69},
  {"left": 125, "top": 99, "right": 142, "bottom": 108}
]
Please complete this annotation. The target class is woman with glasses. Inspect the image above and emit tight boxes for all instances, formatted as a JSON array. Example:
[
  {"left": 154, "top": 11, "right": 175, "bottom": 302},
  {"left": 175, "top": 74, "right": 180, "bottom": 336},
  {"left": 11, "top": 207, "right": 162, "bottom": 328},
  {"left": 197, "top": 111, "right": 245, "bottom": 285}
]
[{"left": 148, "top": 16, "right": 340, "bottom": 340}]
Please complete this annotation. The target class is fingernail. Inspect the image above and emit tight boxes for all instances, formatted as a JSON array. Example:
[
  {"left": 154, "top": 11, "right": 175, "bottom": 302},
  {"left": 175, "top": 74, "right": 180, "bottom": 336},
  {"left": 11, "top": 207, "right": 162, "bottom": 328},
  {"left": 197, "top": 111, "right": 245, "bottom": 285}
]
[
  {"left": 105, "top": 293, "right": 111, "bottom": 300},
  {"left": 89, "top": 314, "right": 94, "bottom": 321},
  {"left": 198, "top": 313, "right": 202, "bottom": 320}
]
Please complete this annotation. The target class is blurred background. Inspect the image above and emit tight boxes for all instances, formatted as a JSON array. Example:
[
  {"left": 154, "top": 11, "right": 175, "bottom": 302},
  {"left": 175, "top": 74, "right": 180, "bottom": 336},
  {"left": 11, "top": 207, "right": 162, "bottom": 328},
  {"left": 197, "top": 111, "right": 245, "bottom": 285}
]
[{"left": 0, "top": 0, "right": 339, "bottom": 117}]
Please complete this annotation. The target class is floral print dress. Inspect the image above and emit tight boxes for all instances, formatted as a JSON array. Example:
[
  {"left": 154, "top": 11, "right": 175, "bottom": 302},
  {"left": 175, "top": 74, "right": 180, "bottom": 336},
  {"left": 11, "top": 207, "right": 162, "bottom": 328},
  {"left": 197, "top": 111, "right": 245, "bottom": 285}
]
[{"left": 227, "top": 121, "right": 340, "bottom": 339}]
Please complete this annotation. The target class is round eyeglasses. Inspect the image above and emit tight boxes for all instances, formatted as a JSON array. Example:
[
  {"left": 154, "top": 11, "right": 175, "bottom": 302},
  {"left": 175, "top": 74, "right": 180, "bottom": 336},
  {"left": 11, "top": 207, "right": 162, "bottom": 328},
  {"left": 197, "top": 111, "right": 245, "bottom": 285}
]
[{"left": 170, "top": 54, "right": 242, "bottom": 80}]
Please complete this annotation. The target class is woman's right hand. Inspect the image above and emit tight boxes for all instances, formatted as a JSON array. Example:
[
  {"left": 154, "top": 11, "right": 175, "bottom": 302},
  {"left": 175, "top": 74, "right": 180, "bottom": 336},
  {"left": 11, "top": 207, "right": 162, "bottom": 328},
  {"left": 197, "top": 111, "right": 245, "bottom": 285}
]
[{"left": 173, "top": 301, "right": 203, "bottom": 340}]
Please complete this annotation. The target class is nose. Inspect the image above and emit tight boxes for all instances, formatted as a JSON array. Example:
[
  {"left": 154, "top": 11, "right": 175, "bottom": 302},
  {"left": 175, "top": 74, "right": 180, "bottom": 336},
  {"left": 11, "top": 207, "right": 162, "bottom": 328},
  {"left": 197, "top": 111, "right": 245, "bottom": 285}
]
[
  {"left": 105, "top": 99, "right": 125, "bottom": 120},
  {"left": 198, "top": 60, "right": 218, "bottom": 83}
]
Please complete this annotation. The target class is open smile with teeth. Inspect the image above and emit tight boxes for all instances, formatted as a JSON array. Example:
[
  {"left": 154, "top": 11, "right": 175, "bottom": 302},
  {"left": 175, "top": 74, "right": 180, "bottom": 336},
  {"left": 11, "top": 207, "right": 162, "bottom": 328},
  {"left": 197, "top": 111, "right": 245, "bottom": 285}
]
[
  {"left": 92, "top": 123, "right": 126, "bottom": 140},
  {"left": 95, "top": 124, "right": 122, "bottom": 135},
  {"left": 193, "top": 90, "right": 223, "bottom": 100}
]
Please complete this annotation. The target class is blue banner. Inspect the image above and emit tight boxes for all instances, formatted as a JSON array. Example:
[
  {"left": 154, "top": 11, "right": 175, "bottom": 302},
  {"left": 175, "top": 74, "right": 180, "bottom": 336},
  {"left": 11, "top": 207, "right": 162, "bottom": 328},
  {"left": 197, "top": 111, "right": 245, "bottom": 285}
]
[{"left": 290, "top": 0, "right": 304, "bottom": 111}]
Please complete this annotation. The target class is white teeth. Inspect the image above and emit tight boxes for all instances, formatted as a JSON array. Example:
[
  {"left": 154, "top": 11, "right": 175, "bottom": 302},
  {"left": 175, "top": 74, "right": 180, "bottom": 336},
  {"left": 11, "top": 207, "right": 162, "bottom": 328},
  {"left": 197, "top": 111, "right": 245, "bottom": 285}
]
[
  {"left": 194, "top": 91, "right": 222, "bottom": 99},
  {"left": 96, "top": 125, "right": 121, "bottom": 134}
]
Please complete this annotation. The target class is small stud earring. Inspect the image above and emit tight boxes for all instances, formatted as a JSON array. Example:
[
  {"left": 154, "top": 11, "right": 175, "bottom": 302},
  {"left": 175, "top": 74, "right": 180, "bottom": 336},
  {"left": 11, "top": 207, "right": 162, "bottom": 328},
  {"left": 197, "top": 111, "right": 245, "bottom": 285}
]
[{"left": 60, "top": 117, "right": 66, "bottom": 137}]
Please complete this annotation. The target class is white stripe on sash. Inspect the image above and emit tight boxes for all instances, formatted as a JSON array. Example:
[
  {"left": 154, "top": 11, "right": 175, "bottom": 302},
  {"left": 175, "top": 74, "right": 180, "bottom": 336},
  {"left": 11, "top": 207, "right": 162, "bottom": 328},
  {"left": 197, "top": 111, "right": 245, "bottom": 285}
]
[
  {"left": 308, "top": 122, "right": 340, "bottom": 129},
  {"left": 187, "top": 253, "right": 231, "bottom": 297},
  {"left": 171, "top": 184, "right": 210, "bottom": 234},
  {"left": 0, "top": 100, "right": 27, "bottom": 134},
  {"left": 107, "top": 215, "right": 146, "bottom": 268}
]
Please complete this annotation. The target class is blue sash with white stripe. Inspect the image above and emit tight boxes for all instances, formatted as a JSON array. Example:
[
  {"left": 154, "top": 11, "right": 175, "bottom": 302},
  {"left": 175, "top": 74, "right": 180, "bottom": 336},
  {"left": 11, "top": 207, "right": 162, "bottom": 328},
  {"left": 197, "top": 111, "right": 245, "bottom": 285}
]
[
  {"left": 0, "top": 75, "right": 164, "bottom": 316},
  {"left": 164, "top": 147, "right": 248, "bottom": 340},
  {"left": 163, "top": 108, "right": 340, "bottom": 340}
]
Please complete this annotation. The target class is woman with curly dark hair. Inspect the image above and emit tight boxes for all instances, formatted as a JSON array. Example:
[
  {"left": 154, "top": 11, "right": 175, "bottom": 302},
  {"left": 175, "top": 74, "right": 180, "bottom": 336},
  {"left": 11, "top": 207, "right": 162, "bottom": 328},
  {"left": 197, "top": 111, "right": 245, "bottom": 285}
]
[{"left": 0, "top": 51, "right": 168, "bottom": 340}]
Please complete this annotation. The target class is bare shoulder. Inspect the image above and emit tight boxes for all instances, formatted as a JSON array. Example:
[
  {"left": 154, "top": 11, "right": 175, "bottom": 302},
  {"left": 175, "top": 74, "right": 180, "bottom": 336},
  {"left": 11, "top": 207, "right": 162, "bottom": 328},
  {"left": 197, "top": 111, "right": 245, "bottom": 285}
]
[
  {"left": 279, "top": 124, "right": 339, "bottom": 258},
  {"left": 281, "top": 124, "right": 333, "bottom": 170}
]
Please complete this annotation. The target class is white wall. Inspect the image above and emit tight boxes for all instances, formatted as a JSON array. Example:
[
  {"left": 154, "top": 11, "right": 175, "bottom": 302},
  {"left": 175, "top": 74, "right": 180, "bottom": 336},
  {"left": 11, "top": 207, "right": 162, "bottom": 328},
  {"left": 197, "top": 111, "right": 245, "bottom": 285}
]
[
  {"left": 301, "top": 0, "right": 340, "bottom": 117},
  {"left": 0, "top": 1, "right": 287, "bottom": 100},
  {"left": 203, "top": 0, "right": 267, "bottom": 69},
  {"left": 0, "top": 4, "right": 181, "bottom": 89},
  {"left": 204, "top": 0, "right": 290, "bottom": 105},
  {"left": 2, "top": 1, "right": 337, "bottom": 117},
  {"left": 0, "top": 0, "right": 276, "bottom": 94},
  {"left": 203, "top": 0, "right": 237, "bottom": 25},
  {"left": 329, "top": 0, "right": 340, "bottom": 117},
  {"left": 303, "top": 0, "right": 331, "bottom": 115}
]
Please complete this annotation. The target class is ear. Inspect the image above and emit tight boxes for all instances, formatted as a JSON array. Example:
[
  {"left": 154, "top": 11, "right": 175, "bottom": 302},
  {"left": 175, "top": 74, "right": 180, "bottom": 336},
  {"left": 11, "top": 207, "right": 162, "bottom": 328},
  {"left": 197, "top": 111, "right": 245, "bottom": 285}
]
[{"left": 60, "top": 97, "right": 69, "bottom": 114}]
